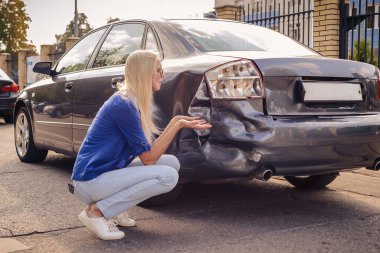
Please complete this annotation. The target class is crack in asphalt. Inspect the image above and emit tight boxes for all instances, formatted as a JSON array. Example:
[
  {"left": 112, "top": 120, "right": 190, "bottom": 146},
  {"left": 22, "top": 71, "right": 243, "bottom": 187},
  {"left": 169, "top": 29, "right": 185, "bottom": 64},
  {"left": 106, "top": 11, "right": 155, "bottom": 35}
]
[
  {"left": 178, "top": 213, "right": 380, "bottom": 252},
  {"left": 348, "top": 170, "right": 380, "bottom": 178},
  {"left": 1, "top": 201, "right": 281, "bottom": 239},
  {"left": 0, "top": 226, "right": 14, "bottom": 236},
  {"left": 326, "top": 188, "right": 378, "bottom": 198},
  {"left": 288, "top": 187, "right": 378, "bottom": 200},
  {"left": 3, "top": 209, "right": 380, "bottom": 243},
  {"left": 0, "top": 225, "right": 84, "bottom": 239},
  {"left": 7, "top": 188, "right": 374, "bottom": 240},
  {"left": 0, "top": 169, "right": 45, "bottom": 175},
  {"left": 277, "top": 180, "right": 379, "bottom": 200}
]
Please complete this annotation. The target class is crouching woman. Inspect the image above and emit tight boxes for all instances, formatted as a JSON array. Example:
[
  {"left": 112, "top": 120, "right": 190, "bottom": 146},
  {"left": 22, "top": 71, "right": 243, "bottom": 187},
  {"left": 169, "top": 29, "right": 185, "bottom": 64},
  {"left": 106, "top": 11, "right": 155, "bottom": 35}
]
[{"left": 71, "top": 50, "right": 212, "bottom": 240}]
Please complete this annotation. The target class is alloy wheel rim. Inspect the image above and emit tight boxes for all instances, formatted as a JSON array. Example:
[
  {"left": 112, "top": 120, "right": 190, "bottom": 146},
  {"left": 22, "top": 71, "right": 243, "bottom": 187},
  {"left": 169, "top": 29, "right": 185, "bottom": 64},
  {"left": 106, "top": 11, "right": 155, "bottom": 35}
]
[{"left": 15, "top": 112, "right": 29, "bottom": 157}]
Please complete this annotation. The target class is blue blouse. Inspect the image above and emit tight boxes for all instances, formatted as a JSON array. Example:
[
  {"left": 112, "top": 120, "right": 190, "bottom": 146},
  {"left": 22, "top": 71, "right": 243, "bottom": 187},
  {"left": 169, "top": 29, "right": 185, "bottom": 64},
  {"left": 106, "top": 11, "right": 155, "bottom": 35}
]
[{"left": 71, "top": 93, "right": 151, "bottom": 181}]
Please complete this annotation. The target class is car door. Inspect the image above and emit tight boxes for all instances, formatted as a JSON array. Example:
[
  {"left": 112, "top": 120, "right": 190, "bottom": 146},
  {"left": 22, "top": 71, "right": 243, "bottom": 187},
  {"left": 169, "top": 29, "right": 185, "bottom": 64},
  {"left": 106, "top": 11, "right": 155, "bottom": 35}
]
[
  {"left": 33, "top": 28, "right": 107, "bottom": 153},
  {"left": 72, "top": 22, "right": 146, "bottom": 152}
]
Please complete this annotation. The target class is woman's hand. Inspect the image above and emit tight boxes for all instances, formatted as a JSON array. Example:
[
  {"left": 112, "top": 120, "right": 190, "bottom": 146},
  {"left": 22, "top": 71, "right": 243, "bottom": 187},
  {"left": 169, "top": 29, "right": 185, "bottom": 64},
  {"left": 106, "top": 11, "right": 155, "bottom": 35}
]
[
  {"left": 171, "top": 115, "right": 212, "bottom": 130},
  {"left": 171, "top": 115, "right": 200, "bottom": 124},
  {"left": 177, "top": 118, "right": 212, "bottom": 130},
  {"left": 139, "top": 115, "right": 211, "bottom": 165}
]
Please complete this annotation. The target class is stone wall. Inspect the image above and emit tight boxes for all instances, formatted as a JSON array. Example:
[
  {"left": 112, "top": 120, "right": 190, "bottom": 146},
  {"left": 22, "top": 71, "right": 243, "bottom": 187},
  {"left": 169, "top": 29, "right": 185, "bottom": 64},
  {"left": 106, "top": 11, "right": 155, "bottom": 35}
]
[
  {"left": 215, "top": 5, "right": 242, "bottom": 21},
  {"left": 0, "top": 53, "right": 11, "bottom": 76},
  {"left": 0, "top": 37, "right": 78, "bottom": 87}
]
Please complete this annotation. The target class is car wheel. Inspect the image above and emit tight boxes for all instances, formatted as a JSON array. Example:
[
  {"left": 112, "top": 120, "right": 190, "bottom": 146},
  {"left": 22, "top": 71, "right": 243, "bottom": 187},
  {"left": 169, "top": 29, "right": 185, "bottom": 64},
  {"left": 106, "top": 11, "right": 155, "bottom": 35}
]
[
  {"left": 284, "top": 173, "right": 339, "bottom": 189},
  {"left": 54, "top": 109, "right": 63, "bottom": 118},
  {"left": 4, "top": 115, "right": 13, "bottom": 124},
  {"left": 14, "top": 108, "right": 48, "bottom": 163},
  {"left": 138, "top": 185, "right": 183, "bottom": 207}
]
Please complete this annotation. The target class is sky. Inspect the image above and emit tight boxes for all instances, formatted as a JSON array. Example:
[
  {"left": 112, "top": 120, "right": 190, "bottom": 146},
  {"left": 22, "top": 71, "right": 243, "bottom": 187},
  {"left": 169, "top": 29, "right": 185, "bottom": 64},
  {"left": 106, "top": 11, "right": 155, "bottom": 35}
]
[{"left": 24, "top": 0, "right": 215, "bottom": 52}]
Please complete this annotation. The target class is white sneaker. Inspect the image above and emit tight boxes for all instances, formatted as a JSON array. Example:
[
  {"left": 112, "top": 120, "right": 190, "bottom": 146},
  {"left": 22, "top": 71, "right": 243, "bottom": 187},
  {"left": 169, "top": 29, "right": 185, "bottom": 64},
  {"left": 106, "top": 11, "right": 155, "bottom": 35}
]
[
  {"left": 112, "top": 212, "right": 136, "bottom": 227},
  {"left": 78, "top": 210, "right": 125, "bottom": 240}
]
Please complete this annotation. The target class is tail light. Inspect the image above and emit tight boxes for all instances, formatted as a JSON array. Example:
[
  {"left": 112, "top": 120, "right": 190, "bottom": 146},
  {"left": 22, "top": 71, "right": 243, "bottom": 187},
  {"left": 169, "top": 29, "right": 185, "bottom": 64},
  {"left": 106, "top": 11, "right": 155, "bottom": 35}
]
[
  {"left": 205, "top": 59, "right": 264, "bottom": 99},
  {"left": 1, "top": 83, "right": 19, "bottom": 93}
]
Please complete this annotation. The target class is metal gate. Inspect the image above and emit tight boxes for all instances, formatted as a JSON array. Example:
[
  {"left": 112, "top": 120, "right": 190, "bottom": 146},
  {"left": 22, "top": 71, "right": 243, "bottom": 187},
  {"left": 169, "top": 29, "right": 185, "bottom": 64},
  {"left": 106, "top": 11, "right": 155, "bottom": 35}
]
[
  {"left": 340, "top": 0, "right": 380, "bottom": 67},
  {"left": 240, "top": 0, "right": 314, "bottom": 47}
]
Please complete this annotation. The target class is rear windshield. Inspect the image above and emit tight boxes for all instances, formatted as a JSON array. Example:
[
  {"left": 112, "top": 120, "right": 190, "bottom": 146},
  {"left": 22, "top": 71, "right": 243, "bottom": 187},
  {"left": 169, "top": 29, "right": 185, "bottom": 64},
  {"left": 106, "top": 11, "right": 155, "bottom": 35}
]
[
  {"left": 0, "top": 68, "right": 10, "bottom": 80},
  {"left": 170, "top": 20, "right": 317, "bottom": 56}
]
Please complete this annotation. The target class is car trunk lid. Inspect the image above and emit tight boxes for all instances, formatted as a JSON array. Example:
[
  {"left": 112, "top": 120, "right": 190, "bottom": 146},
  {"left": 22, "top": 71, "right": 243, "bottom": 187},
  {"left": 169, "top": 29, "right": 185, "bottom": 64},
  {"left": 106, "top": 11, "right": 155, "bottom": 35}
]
[
  {"left": 206, "top": 52, "right": 379, "bottom": 116},
  {"left": 254, "top": 57, "right": 378, "bottom": 116}
]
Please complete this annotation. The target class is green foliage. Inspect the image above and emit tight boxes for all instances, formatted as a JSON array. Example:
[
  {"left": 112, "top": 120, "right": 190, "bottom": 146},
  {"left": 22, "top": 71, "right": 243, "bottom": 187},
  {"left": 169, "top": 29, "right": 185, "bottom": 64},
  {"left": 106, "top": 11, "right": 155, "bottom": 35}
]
[
  {"left": 353, "top": 40, "right": 378, "bottom": 66},
  {"left": 55, "top": 13, "right": 92, "bottom": 53},
  {"left": 107, "top": 17, "right": 121, "bottom": 24},
  {"left": 63, "top": 13, "right": 92, "bottom": 39},
  {"left": 0, "top": 0, "right": 31, "bottom": 53}
]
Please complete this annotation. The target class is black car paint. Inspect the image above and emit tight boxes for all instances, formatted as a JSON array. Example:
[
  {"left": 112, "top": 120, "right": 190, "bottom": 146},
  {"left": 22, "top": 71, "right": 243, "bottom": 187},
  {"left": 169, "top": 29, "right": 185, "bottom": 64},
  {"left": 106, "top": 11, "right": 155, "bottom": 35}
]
[
  {"left": 14, "top": 19, "right": 380, "bottom": 182},
  {"left": 0, "top": 94, "right": 17, "bottom": 118},
  {"left": 0, "top": 77, "right": 17, "bottom": 120}
]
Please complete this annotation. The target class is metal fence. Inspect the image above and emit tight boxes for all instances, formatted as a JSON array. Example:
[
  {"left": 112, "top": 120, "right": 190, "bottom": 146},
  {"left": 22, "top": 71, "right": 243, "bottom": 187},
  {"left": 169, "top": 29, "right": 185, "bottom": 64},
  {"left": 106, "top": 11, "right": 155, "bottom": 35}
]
[
  {"left": 340, "top": 0, "right": 380, "bottom": 67},
  {"left": 239, "top": 0, "right": 314, "bottom": 47}
]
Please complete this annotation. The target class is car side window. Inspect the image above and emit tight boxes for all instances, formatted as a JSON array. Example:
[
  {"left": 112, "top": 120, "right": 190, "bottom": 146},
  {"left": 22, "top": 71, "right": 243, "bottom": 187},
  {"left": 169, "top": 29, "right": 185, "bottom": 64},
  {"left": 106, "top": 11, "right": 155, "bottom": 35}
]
[
  {"left": 145, "top": 27, "right": 159, "bottom": 53},
  {"left": 93, "top": 23, "right": 145, "bottom": 68},
  {"left": 55, "top": 28, "right": 106, "bottom": 74}
]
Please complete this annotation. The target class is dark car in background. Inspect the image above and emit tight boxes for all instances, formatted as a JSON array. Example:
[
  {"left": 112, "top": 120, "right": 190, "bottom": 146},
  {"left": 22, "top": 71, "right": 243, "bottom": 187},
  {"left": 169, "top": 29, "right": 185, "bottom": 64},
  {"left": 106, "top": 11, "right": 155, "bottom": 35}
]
[
  {"left": 13, "top": 19, "right": 380, "bottom": 205},
  {"left": 0, "top": 68, "right": 18, "bottom": 124}
]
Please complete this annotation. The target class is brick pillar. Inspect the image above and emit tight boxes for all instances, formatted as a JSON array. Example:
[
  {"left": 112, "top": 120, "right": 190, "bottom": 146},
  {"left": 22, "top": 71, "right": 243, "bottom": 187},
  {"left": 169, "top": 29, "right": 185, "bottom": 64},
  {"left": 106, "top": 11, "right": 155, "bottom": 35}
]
[
  {"left": 0, "top": 53, "right": 11, "bottom": 76},
  {"left": 40, "top": 44, "right": 53, "bottom": 62},
  {"left": 65, "top": 37, "right": 79, "bottom": 51},
  {"left": 215, "top": 5, "right": 242, "bottom": 21},
  {"left": 18, "top": 50, "right": 29, "bottom": 89},
  {"left": 313, "top": 0, "right": 340, "bottom": 58}
]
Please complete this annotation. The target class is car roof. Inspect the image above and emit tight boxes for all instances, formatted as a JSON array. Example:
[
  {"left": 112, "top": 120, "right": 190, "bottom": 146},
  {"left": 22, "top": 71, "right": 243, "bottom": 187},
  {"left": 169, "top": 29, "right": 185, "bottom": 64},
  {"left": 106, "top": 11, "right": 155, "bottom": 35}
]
[{"left": 106, "top": 17, "right": 244, "bottom": 25}]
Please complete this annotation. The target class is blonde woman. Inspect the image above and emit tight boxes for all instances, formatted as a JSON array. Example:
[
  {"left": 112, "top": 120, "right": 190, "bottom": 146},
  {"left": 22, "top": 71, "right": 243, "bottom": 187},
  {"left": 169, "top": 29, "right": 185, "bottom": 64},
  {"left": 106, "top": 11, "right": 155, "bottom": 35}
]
[{"left": 71, "top": 50, "right": 212, "bottom": 240}]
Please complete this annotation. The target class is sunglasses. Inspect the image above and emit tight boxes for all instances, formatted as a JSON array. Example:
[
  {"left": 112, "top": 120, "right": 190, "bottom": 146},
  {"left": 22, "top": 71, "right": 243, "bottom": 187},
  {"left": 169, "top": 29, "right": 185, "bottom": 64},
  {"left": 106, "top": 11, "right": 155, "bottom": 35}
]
[{"left": 157, "top": 68, "right": 164, "bottom": 77}]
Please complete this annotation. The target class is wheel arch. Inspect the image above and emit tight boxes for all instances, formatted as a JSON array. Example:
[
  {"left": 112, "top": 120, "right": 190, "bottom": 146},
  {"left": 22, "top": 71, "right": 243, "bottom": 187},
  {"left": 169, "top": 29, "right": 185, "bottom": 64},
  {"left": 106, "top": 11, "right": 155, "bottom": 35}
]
[{"left": 14, "top": 100, "right": 36, "bottom": 136}]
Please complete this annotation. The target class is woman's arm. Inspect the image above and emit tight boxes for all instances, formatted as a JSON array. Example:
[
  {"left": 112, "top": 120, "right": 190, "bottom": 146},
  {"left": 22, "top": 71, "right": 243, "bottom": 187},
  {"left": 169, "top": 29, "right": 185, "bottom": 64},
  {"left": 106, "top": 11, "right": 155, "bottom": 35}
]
[{"left": 139, "top": 116, "right": 211, "bottom": 165}]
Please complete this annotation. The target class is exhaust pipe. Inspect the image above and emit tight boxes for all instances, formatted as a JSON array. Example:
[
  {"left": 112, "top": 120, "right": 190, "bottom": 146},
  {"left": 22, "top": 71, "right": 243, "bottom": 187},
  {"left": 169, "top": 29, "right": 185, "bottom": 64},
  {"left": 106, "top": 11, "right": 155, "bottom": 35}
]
[
  {"left": 366, "top": 159, "right": 380, "bottom": 171},
  {"left": 252, "top": 167, "right": 273, "bottom": 181}
]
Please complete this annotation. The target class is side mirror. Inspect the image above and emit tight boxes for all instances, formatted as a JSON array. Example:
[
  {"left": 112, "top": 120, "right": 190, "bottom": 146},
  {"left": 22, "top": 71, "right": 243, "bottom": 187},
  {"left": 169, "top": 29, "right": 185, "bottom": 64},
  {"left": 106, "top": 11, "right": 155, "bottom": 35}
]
[{"left": 33, "top": 62, "right": 56, "bottom": 76}]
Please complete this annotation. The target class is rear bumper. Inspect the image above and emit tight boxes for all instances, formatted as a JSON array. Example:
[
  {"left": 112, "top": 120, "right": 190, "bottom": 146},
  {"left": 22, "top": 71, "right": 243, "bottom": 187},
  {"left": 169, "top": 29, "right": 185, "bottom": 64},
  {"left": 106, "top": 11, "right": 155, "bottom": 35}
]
[
  {"left": 257, "top": 114, "right": 380, "bottom": 175},
  {"left": 179, "top": 114, "right": 380, "bottom": 180}
]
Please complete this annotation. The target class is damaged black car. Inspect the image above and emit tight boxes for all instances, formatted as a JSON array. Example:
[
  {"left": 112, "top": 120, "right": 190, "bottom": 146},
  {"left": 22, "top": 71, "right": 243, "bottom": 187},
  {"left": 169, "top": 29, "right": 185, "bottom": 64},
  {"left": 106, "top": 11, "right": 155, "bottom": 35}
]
[{"left": 14, "top": 19, "right": 380, "bottom": 205}]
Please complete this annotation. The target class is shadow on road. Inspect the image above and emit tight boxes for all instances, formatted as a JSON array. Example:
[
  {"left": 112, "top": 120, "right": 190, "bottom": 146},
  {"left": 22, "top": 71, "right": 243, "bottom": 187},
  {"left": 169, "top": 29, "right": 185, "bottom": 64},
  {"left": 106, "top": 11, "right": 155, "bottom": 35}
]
[
  {"left": 4, "top": 150, "right": 380, "bottom": 252},
  {"left": 30, "top": 153, "right": 378, "bottom": 222},
  {"left": 42, "top": 154, "right": 76, "bottom": 173}
]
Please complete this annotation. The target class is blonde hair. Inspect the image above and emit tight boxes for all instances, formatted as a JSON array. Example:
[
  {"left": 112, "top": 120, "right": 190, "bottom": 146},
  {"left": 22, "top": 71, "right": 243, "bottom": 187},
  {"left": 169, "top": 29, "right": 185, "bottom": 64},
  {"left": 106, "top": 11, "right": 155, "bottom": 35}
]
[{"left": 118, "top": 50, "right": 160, "bottom": 143}]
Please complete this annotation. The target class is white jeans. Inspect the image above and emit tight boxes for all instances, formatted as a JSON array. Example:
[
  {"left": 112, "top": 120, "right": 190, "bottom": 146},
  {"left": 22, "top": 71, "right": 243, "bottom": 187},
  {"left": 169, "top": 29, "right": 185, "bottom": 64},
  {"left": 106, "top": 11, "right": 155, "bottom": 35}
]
[{"left": 73, "top": 155, "right": 180, "bottom": 219}]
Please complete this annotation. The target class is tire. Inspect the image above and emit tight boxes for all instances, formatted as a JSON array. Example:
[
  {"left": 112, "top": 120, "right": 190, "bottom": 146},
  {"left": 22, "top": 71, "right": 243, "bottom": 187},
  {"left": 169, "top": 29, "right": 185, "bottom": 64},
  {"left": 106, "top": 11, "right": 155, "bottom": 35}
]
[
  {"left": 14, "top": 108, "right": 48, "bottom": 163},
  {"left": 138, "top": 184, "right": 183, "bottom": 207},
  {"left": 284, "top": 173, "right": 339, "bottom": 189},
  {"left": 4, "top": 115, "right": 13, "bottom": 124},
  {"left": 54, "top": 109, "right": 63, "bottom": 118}
]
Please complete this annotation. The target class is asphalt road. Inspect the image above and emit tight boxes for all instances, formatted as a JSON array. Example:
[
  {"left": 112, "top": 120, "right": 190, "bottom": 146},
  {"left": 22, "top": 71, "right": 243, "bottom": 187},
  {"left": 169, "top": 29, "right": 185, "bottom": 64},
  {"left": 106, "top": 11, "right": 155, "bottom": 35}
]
[{"left": 1, "top": 120, "right": 380, "bottom": 253}]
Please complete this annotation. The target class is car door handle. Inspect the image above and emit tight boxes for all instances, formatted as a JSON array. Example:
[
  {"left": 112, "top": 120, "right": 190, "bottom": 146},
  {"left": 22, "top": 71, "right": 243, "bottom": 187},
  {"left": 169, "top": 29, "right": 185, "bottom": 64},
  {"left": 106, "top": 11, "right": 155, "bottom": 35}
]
[
  {"left": 65, "top": 82, "right": 74, "bottom": 92},
  {"left": 111, "top": 77, "right": 124, "bottom": 89}
]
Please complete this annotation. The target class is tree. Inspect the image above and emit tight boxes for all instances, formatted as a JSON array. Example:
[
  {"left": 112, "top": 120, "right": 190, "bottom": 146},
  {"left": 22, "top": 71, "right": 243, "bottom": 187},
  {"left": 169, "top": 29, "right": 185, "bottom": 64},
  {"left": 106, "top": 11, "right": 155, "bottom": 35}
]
[
  {"left": 0, "top": 0, "right": 31, "bottom": 53},
  {"left": 63, "top": 12, "right": 92, "bottom": 39},
  {"left": 353, "top": 40, "right": 378, "bottom": 67},
  {"left": 107, "top": 17, "right": 121, "bottom": 24},
  {"left": 54, "top": 13, "right": 92, "bottom": 53}
]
